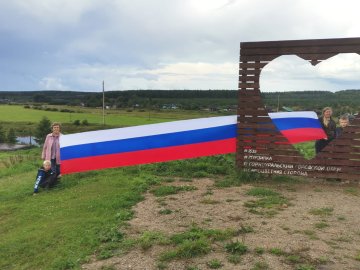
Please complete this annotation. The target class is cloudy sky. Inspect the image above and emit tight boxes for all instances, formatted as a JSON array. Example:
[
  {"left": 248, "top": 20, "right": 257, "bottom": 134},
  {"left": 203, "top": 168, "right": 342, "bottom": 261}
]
[{"left": 1, "top": 0, "right": 360, "bottom": 92}]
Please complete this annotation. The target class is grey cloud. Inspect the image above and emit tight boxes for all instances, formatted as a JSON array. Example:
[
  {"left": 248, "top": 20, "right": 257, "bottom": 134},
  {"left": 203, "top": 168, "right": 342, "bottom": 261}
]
[{"left": 1, "top": 0, "right": 360, "bottom": 91}]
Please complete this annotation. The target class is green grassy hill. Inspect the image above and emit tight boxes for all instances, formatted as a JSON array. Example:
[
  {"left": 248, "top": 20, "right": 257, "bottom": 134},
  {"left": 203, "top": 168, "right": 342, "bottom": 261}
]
[
  {"left": 0, "top": 104, "right": 227, "bottom": 137},
  {"left": 0, "top": 148, "right": 235, "bottom": 269}
]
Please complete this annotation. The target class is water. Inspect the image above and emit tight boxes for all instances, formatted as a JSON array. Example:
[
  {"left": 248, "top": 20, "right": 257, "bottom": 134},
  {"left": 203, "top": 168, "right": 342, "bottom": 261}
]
[{"left": 16, "top": 136, "right": 39, "bottom": 146}]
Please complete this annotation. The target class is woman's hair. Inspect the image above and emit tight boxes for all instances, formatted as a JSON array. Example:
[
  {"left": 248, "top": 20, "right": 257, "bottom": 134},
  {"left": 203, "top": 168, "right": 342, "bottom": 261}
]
[
  {"left": 322, "top": 107, "right": 332, "bottom": 116},
  {"left": 51, "top": 122, "right": 61, "bottom": 128}
]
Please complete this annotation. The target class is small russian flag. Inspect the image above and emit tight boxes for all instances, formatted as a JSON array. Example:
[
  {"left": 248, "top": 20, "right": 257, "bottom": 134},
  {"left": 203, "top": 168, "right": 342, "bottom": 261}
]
[{"left": 269, "top": 111, "right": 327, "bottom": 144}]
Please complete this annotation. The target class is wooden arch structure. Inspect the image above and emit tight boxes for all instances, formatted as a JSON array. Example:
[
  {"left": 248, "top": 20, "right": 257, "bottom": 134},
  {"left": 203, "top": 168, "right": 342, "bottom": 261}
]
[{"left": 237, "top": 38, "right": 360, "bottom": 181}]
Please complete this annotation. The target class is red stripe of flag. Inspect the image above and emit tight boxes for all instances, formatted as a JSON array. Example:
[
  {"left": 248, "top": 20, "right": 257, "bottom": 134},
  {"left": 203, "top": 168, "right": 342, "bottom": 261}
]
[{"left": 61, "top": 138, "right": 236, "bottom": 174}]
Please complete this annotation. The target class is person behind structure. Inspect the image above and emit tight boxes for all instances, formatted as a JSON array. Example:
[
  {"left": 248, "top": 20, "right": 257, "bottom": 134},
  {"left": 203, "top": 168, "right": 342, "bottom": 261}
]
[
  {"left": 33, "top": 160, "right": 58, "bottom": 195},
  {"left": 336, "top": 114, "right": 350, "bottom": 138},
  {"left": 315, "top": 107, "right": 336, "bottom": 154}
]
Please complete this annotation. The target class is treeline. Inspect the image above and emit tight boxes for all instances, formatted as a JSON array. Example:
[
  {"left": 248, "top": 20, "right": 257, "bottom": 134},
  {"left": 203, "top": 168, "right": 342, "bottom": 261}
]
[
  {"left": 1, "top": 89, "right": 360, "bottom": 114},
  {"left": 84, "top": 90, "right": 238, "bottom": 109},
  {"left": 262, "top": 90, "right": 360, "bottom": 115}
]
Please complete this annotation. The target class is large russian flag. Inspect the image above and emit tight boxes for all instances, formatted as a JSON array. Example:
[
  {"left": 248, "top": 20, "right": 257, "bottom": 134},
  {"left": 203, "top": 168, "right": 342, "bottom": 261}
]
[
  {"left": 60, "top": 112, "right": 326, "bottom": 174},
  {"left": 269, "top": 111, "right": 326, "bottom": 144},
  {"left": 60, "top": 116, "right": 237, "bottom": 174}
]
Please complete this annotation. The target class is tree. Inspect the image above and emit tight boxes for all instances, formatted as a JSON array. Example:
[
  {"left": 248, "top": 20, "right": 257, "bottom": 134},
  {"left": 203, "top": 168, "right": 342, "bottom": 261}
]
[
  {"left": 0, "top": 126, "right": 6, "bottom": 143},
  {"left": 7, "top": 128, "right": 17, "bottom": 144},
  {"left": 34, "top": 117, "right": 51, "bottom": 145},
  {"left": 33, "top": 94, "right": 48, "bottom": 103}
]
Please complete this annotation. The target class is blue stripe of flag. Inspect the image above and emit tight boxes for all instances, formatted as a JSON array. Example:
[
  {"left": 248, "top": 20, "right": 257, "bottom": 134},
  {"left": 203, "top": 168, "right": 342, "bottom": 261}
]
[{"left": 272, "top": 117, "right": 321, "bottom": 131}]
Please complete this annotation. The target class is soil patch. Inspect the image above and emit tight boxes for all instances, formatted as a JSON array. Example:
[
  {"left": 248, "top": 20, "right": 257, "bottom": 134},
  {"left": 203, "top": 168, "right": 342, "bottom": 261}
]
[{"left": 82, "top": 178, "right": 360, "bottom": 270}]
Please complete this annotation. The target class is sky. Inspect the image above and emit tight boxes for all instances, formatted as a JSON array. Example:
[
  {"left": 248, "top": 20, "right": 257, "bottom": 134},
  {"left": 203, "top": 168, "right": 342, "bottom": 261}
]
[{"left": 1, "top": 0, "right": 360, "bottom": 92}]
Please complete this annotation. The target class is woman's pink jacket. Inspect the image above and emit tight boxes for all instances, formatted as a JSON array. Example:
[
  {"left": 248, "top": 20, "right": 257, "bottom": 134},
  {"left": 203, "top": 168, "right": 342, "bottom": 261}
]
[{"left": 41, "top": 133, "right": 61, "bottom": 164}]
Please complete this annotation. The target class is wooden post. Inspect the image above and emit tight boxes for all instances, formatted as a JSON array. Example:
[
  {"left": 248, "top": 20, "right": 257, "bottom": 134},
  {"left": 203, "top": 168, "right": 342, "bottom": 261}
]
[{"left": 102, "top": 80, "right": 105, "bottom": 126}]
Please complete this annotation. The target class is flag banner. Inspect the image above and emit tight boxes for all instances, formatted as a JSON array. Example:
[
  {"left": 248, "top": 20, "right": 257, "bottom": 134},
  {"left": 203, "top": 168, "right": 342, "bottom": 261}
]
[
  {"left": 60, "top": 116, "right": 237, "bottom": 174},
  {"left": 60, "top": 112, "right": 326, "bottom": 174},
  {"left": 269, "top": 111, "right": 327, "bottom": 144}
]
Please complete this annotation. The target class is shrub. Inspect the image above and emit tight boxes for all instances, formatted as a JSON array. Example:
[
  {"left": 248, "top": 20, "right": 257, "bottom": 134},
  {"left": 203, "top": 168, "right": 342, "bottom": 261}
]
[
  {"left": 34, "top": 117, "right": 51, "bottom": 145},
  {"left": 73, "top": 120, "right": 81, "bottom": 126},
  {"left": 0, "top": 126, "right": 6, "bottom": 143},
  {"left": 225, "top": 241, "right": 248, "bottom": 255},
  {"left": 7, "top": 128, "right": 17, "bottom": 144}
]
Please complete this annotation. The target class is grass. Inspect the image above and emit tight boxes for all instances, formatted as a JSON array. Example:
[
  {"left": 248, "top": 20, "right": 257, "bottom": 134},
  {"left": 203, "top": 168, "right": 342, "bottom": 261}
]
[
  {"left": 199, "top": 197, "right": 220, "bottom": 204},
  {"left": 0, "top": 104, "right": 222, "bottom": 128},
  {"left": 244, "top": 187, "right": 289, "bottom": 217},
  {"left": 186, "top": 267, "right": 201, "bottom": 270},
  {"left": 227, "top": 254, "right": 242, "bottom": 264},
  {"left": 355, "top": 251, "right": 360, "bottom": 261},
  {"left": 269, "top": 247, "right": 285, "bottom": 256},
  {"left": 158, "top": 209, "right": 173, "bottom": 215},
  {"left": 314, "top": 221, "right": 329, "bottom": 229},
  {"left": 296, "top": 265, "right": 316, "bottom": 270},
  {"left": 286, "top": 255, "right": 302, "bottom": 264},
  {"left": 225, "top": 241, "right": 248, "bottom": 255},
  {"left": 207, "top": 259, "right": 223, "bottom": 269},
  {"left": 0, "top": 147, "right": 237, "bottom": 269},
  {"left": 0, "top": 104, "right": 231, "bottom": 143},
  {"left": 344, "top": 187, "right": 359, "bottom": 196},
  {"left": 246, "top": 187, "right": 279, "bottom": 197},
  {"left": 1, "top": 116, "right": 355, "bottom": 269},
  {"left": 255, "top": 247, "right": 265, "bottom": 254},
  {"left": 251, "top": 261, "right": 269, "bottom": 270},
  {"left": 302, "top": 230, "right": 319, "bottom": 240},
  {"left": 137, "top": 231, "right": 170, "bottom": 250},
  {"left": 237, "top": 225, "right": 254, "bottom": 234},
  {"left": 159, "top": 226, "right": 237, "bottom": 262},
  {"left": 214, "top": 170, "right": 264, "bottom": 187},
  {"left": 293, "top": 141, "right": 315, "bottom": 160},
  {"left": 309, "top": 207, "right": 334, "bottom": 217},
  {"left": 151, "top": 185, "right": 197, "bottom": 197},
  {"left": 160, "top": 238, "right": 211, "bottom": 261},
  {"left": 0, "top": 148, "right": 158, "bottom": 269}
]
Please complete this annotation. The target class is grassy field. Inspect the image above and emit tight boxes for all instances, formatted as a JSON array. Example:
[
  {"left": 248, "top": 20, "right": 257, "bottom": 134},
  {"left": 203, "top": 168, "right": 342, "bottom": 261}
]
[
  {"left": 0, "top": 148, "right": 235, "bottom": 270},
  {"left": 1, "top": 104, "right": 349, "bottom": 269},
  {"left": 0, "top": 104, "right": 230, "bottom": 137},
  {"left": 0, "top": 105, "right": 225, "bottom": 128},
  {"left": 0, "top": 101, "right": 234, "bottom": 268}
]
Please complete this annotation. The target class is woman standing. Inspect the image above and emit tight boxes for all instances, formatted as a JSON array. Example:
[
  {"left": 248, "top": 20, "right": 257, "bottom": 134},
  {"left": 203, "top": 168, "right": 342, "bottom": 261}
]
[
  {"left": 42, "top": 122, "right": 61, "bottom": 177},
  {"left": 315, "top": 107, "right": 336, "bottom": 154}
]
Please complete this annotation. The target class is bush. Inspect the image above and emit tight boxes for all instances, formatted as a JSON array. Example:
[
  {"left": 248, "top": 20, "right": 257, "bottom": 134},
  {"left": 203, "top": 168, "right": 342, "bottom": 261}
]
[
  {"left": 34, "top": 117, "right": 51, "bottom": 145},
  {"left": 60, "top": 109, "right": 75, "bottom": 113},
  {"left": 0, "top": 126, "right": 6, "bottom": 143},
  {"left": 7, "top": 128, "right": 17, "bottom": 144},
  {"left": 73, "top": 120, "right": 81, "bottom": 126},
  {"left": 82, "top": 119, "right": 89, "bottom": 126}
]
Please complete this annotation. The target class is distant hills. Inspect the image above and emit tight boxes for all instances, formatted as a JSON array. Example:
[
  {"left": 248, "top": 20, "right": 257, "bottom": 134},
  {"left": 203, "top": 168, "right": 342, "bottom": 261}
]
[{"left": 1, "top": 89, "right": 359, "bottom": 115}]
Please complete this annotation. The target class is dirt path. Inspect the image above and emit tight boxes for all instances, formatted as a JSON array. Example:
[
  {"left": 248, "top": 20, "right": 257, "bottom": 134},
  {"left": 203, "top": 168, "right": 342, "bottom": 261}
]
[{"left": 82, "top": 178, "right": 360, "bottom": 270}]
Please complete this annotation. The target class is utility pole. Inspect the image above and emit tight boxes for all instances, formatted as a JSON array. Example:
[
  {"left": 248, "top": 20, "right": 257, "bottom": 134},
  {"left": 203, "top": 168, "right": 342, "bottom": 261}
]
[{"left": 102, "top": 80, "right": 105, "bottom": 126}]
